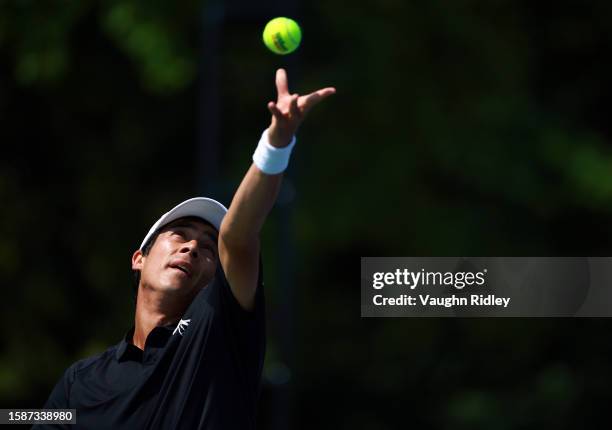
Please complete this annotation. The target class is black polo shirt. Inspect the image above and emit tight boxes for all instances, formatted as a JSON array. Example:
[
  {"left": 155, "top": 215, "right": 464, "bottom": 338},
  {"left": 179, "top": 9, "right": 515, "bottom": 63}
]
[{"left": 35, "top": 264, "right": 265, "bottom": 429}]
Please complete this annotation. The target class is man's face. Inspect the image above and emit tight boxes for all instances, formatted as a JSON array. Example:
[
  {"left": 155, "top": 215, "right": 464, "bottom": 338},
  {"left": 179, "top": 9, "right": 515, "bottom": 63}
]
[{"left": 132, "top": 217, "right": 219, "bottom": 298}]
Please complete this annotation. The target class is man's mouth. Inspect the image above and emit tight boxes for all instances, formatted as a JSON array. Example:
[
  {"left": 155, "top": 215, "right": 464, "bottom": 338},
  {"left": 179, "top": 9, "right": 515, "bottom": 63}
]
[{"left": 169, "top": 262, "right": 193, "bottom": 277}]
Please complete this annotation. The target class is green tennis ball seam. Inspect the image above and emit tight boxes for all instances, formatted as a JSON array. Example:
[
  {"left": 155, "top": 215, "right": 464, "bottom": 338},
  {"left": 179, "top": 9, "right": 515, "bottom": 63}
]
[
  {"left": 284, "top": 20, "right": 301, "bottom": 46},
  {"left": 273, "top": 32, "right": 288, "bottom": 52},
  {"left": 263, "top": 17, "right": 301, "bottom": 55}
]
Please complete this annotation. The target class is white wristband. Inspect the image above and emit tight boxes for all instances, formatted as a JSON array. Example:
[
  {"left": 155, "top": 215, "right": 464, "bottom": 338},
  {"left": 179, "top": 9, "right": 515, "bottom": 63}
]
[{"left": 252, "top": 129, "right": 297, "bottom": 175}]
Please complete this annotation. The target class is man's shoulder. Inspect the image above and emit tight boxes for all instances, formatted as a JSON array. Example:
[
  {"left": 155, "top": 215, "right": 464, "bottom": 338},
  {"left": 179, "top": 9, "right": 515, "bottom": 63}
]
[{"left": 64, "top": 344, "right": 119, "bottom": 380}]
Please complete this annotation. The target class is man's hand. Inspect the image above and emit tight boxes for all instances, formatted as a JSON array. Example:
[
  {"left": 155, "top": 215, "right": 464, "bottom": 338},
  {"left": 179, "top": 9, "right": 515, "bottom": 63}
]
[{"left": 267, "top": 68, "right": 336, "bottom": 148}]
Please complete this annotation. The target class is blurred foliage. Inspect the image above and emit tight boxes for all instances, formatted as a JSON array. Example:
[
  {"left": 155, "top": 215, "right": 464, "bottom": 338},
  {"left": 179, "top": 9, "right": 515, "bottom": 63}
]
[
  {"left": 101, "top": 0, "right": 200, "bottom": 93},
  {"left": 0, "top": 0, "right": 199, "bottom": 92},
  {"left": 1, "top": 0, "right": 612, "bottom": 428}
]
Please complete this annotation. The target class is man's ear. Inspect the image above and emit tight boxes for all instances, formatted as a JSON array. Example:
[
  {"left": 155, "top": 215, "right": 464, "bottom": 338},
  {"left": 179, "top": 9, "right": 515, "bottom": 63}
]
[{"left": 132, "top": 249, "right": 144, "bottom": 271}]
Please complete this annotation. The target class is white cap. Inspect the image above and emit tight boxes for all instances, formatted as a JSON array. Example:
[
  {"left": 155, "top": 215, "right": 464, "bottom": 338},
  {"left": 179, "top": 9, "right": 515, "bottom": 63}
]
[{"left": 139, "top": 197, "right": 228, "bottom": 250}]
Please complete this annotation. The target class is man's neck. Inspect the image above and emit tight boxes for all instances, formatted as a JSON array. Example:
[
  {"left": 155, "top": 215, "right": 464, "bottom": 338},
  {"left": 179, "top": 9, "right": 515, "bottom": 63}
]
[{"left": 132, "top": 288, "right": 191, "bottom": 350}]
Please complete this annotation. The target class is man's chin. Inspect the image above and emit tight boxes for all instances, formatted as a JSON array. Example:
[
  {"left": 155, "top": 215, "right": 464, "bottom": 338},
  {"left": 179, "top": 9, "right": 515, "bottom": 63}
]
[{"left": 156, "top": 276, "right": 197, "bottom": 294}]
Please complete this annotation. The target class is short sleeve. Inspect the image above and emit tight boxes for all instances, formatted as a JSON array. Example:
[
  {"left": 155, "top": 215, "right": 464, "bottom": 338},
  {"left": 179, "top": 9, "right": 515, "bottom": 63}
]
[
  {"left": 220, "top": 258, "right": 265, "bottom": 321},
  {"left": 217, "top": 258, "right": 266, "bottom": 396}
]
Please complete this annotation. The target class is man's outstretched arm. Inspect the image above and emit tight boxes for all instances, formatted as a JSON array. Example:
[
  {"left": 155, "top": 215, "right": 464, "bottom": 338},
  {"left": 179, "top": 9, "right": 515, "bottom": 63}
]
[{"left": 218, "top": 68, "right": 335, "bottom": 310}]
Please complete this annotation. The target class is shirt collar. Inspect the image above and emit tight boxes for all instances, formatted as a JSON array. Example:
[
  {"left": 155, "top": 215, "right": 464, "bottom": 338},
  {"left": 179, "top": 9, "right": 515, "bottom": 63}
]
[
  {"left": 115, "top": 327, "right": 135, "bottom": 361},
  {"left": 115, "top": 323, "right": 178, "bottom": 362}
]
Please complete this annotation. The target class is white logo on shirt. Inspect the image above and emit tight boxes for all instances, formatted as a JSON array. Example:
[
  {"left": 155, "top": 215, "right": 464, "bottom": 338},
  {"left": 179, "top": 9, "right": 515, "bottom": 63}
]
[{"left": 172, "top": 319, "right": 191, "bottom": 336}]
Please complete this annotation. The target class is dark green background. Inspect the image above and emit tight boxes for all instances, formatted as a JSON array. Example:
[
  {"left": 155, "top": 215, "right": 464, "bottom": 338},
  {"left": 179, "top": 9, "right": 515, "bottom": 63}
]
[{"left": 1, "top": 1, "right": 611, "bottom": 428}]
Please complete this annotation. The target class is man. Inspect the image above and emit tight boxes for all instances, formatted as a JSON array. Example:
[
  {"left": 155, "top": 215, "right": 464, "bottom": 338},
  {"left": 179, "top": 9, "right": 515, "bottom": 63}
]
[{"left": 36, "top": 69, "right": 335, "bottom": 429}]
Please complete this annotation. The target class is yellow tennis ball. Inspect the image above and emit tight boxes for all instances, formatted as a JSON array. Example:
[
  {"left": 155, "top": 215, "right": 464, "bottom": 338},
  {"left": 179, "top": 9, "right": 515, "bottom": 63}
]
[{"left": 263, "top": 17, "right": 302, "bottom": 55}]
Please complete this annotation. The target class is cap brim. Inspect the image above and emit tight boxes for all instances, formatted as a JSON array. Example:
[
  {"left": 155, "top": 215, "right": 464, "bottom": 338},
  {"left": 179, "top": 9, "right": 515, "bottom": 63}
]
[{"left": 139, "top": 197, "right": 228, "bottom": 250}]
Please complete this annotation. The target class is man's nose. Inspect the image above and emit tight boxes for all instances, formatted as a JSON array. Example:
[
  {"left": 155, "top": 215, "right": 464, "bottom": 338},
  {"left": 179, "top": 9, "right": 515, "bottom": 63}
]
[{"left": 180, "top": 240, "right": 199, "bottom": 258}]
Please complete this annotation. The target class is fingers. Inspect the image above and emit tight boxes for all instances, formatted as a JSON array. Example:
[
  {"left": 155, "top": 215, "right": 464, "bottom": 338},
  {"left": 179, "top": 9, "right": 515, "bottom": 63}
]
[
  {"left": 319, "top": 87, "right": 337, "bottom": 97},
  {"left": 289, "top": 94, "right": 300, "bottom": 118},
  {"left": 275, "top": 69, "right": 289, "bottom": 97},
  {"left": 299, "top": 87, "right": 336, "bottom": 114},
  {"left": 268, "top": 95, "right": 300, "bottom": 120},
  {"left": 267, "top": 101, "right": 283, "bottom": 118},
  {"left": 269, "top": 75, "right": 336, "bottom": 123}
]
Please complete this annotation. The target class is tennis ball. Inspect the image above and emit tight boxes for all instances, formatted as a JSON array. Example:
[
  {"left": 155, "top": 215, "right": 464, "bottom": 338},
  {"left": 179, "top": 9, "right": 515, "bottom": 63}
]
[{"left": 263, "top": 17, "right": 302, "bottom": 55}]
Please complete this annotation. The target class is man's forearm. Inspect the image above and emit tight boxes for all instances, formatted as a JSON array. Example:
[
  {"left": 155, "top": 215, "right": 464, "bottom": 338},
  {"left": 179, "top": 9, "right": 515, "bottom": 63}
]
[
  {"left": 217, "top": 133, "right": 288, "bottom": 310},
  {"left": 219, "top": 68, "right": 333, "bottom": 249},
  {"left": 219, "top": 163, "right": 283, "bottom": 248}
]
